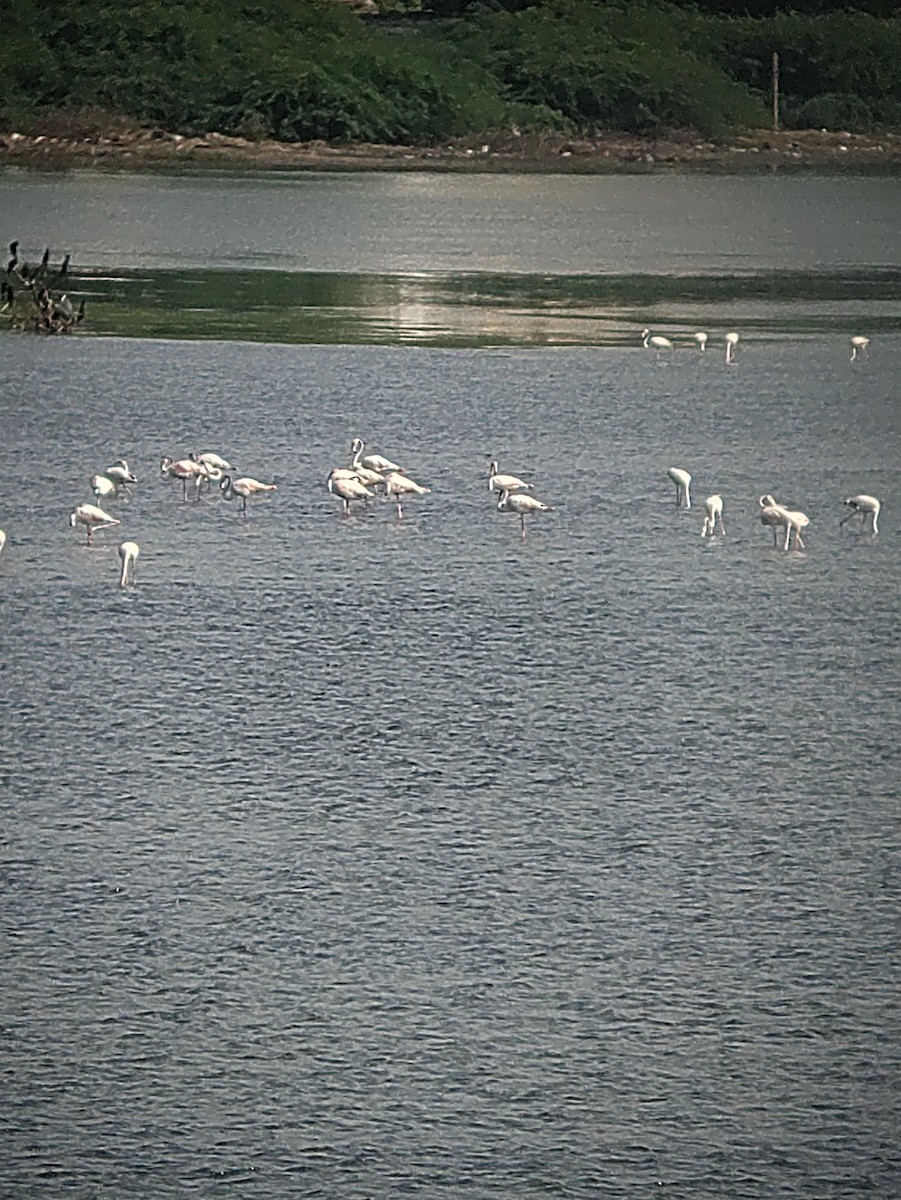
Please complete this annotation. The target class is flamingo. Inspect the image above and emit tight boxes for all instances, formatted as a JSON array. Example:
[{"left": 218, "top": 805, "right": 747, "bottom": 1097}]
[
  {"left": 191, "top": 451, "right": 232, "bottom": 472},
  {"left": 383, "top": 471, "right": 430, "bottom": 518},
  {"left": 69, "top": 503, "right": 120, "bottom": 544},
  {"left": 759, "top": 495, "right": 808, "bottom": 551},
  {"left": 351, "top": 438, "right": 404, "bottom": 474},
  {"left": 667, "top": 467, "right": 692, "bottom": 509},
  {"left": 694, "top": 332, "right": 708, "bottom": 351},
  {"left": 488, "top": 460, "right": 532, "bottom": 493},
  {"left": 118, "top": 541, "right": 139, "bottom": 587},
  {"left": 160, "top": 455, "right": 208, "bottom": 501},
  {"left": 496, "top": 489, "right": 553, "bottom": 540},
  {"left": 91, "top": 473, "right": 120, "bottom": 500},
  {"left": 725, "top": 332, "right": 739, "bottom": 363},
  {"left": 701, "top": 494, "right": 725, "bottom": 537},
  {"left": 840, "top": 494, "right": 880, "bottom": 534},
  {"left": 850, "top": 336, "right": 870, "bottom": 362},
  {"left": 219, "top": 474, "right": 277, "bottom": 516},
  {"left": 103, "top": 460, "right": 136, "bottom": 489},
  {"left": 328, "top": 470, "right": 374, "bottom": 515},
  {"left": 641, "top": 328, "right": 673, "bottom": 349}
]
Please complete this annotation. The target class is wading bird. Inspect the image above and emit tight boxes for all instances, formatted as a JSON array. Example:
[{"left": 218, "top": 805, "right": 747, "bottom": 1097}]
[
  {"left": 667, "top": 467, "right": 692, "bottom": 509},
  {"left": 118, "top": 541, "right": 139, "bottom": 587},
  {"left": 725, "top": 332, "right": 740, "bottom": 363},
  {"left": 496, "top": 488, "right": 553, "bottom": 540},
  {"left": 701, "top": 494, "right": 725, "bottom": 537},
  {"left": 0, "top": 529, "right": 6, "bottom": 559},
  {"left": 219, "top": 474, "right": 277, "bottom": 517},
  {"left": 328, "top": 470, "right": 374, "bottom": 516},
  {"left": 91, "top": 473, "right": 121, "bottom": 500},
  {"left": 840, "top": 494, "right": 880, "bottom": 534},
  {"left": 351, "top": 438, "right": 404, "bottom": 475},
  {"left": 384, "top": 471, "right": 430, "bottom": 519},
  {"left": 160, "top": 455, "right": 208, "bottom": 501},
  {"left": 694, "top": 332, "right": 708, "bottom": 351},
  {"left": 759, "top": 495, "right": 808, "bottom": 551},
  {"left": 642, "top": 328, "right": 673, "bottom": 349},
  {"left": 488, "top": 460, "right": 532, "bottom": 493},
  {"left": 850, "top": 336, "right": 870, "bottom": 362},
  {"left": 69, "top": 503, "right": 120, "bottom": 544}
]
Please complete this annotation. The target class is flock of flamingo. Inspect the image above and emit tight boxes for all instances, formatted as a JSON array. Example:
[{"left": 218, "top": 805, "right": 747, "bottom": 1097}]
[{"left": 0, "top": 328, "right": 882, "bottom": 585}]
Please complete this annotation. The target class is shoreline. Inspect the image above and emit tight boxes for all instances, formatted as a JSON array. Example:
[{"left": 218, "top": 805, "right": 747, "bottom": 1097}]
[{"left": 2, "top": 127, "right": 901, "bottom": 175}]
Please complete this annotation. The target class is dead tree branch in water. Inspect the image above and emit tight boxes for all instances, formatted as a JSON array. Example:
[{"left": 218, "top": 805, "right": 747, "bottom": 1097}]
[{"left": 2, "top": 240, "right": 86, "bottom": 334}]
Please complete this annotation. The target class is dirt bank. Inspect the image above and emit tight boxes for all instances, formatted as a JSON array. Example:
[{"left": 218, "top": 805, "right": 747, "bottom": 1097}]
[{"left": 2, "top": 126, "right": 900, "bottom": 174}]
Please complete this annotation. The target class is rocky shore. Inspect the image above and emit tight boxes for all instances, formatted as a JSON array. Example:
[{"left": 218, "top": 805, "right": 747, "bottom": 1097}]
[{"left": 2, "top": 125, "right": 900, "bottom": 174}]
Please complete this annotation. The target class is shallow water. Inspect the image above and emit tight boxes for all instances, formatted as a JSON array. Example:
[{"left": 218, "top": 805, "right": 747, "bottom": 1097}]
[{"left": 1, "top": 331, "right": 899, "bottom": 1197}]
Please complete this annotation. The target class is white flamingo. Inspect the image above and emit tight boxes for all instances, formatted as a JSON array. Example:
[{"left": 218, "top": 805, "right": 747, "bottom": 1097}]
[
  {"left": 384, "top": 471, "right": 430, "bottom": 518},
  {"left": 694, "top": 332, "right": 708, "bottom": 351},
  {"left": 488, "top": 460, "right": 532, "bottom": 493},
  {"left": 219, "top": 474, "right": 277, "bottom": 516},
  {"left": 701, "top": 494, "right": 725, "bottom": 537},
  {"left": 759, "top": 495, "right": 808, "bottom": 551},
  {"left": 328, "top": 470, "right": 374, "bottom": 515},
  {"left": 725, "top": 332, "right": 740, "bottom": 363},
  {"left": 103, "top": 460, "right": 136, "bottom": 490},
  {"left": 192, "top": 451, "right": 232, "bottom": 471},
  {"left": 496, "top": 488, "right": 553, "bottom": 540},
  {"left": 160, "top": 455, "right": 208, "bottom": 501},
  {"left": 667, "top": 467, "right": 692, "bottom": 509},
  {"left": 69, "top": 503, "right": 120, "bottom": 544},
  {"left": 641, "top": 328, "right": 673, "bottom": 349},
  {"left": 91, "top": 473, "right": 120, "bottom": 500},
  {"left": 850, "top": 336, "right": 870, "bottom": 362},
  {"left": 840, "top": 494, "right": 880, "bottom": 534},
  {"left": 118, "top": 541, "right": 139, "bottom": 587},
  {"left": 351, "top": 438, "right": 404, "bottom": 474}
]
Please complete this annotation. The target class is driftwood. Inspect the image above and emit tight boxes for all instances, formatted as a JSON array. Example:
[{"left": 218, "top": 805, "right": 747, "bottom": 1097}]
[{"left": 1, "top": 240, "right": 85, "bottom": 334}]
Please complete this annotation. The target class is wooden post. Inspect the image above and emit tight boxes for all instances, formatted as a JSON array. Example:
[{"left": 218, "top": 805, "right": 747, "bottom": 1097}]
[{"left": 772, "top": 51, "right": 780, "bottom": 132}]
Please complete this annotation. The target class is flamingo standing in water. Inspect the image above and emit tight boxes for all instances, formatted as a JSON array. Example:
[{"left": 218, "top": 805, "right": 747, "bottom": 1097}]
[
  {"left": 694, "top": 332, "right": 708, "bottom": 351},
  {"left": 642, "top": 329, "right": 673, "bottom": 350},
  {"left": 725, "top": 332, "right": 740, "bottom": 363},
  {"left": 383, "top": 471, "right": 430, "bottom": 519},
  {"left": 759, "top": 495, "right": 808, "bottom": 551},
  {"left": 850, "top": 336, "right": 870, "bottom": 362},
  {"left": 160, "top": 455, "right": 208, "bottom": 501},
  {"left": 488, "top": 461, "right": 532, "bottom": 493},
  {"left": 667, "top": 467, "right": 692, "bottom": 509},
  {"left": 351, "top": 438, "right": 405, "bottom": 475},
  {"left": 69, "top": 503, "right": 120, "bottom": 544},
  {"left": 496, "top": 488, "right": 553, "bottom": 540},
  {"left": 118, "top": 541, "right": 139, "bottom": 587},
  {"left": 701, "top": 494, "right": 725, "bottom": 537},
  {"left": 840, "top": 494, "right": 880, "bottom": 534},
  {"left": 219, "top": 474, "right": 277, "bottom": 517},
  {"left": 327, "top": 470, "right": 374, "bottom": 515}
]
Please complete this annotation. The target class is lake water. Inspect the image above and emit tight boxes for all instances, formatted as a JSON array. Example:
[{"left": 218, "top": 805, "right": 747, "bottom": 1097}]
[{"left": 1, "top": 169, "right": 900, "bottom": 1199}]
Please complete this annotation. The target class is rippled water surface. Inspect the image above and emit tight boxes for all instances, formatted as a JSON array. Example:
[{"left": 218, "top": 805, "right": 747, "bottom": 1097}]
[{"left": 1, "top": 326, "right": 899, "bottom": 1197}]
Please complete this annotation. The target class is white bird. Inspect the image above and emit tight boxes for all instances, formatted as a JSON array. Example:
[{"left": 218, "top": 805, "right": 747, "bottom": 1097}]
[
  {"left": 91, "top": 473, "right": 120, "bottom": 500},
  {"left": 0, "top": 529, "right": 6, "bottom": 559},
  {"left": 850, "top": 336, "right": 870, "bottom": 362},
  {"left": 160, "top": 455, "right": 207, "bottom": 501},
  {"left": 103, "top": 460, "right": 136, "bottom": 489},
  {"left": 758, "top": 495, "right": 808, "bottom": 551},
  {"left": 840, "top": 494, "right": 880, "bottom": 534},
  {"left": 642, "top": 328, "right": 673, "bottom": 349},
  {"left": 694, "top": 332, "right": 708, "bottom": 351},
  {"left": 351, "top": 438, "right": 404, "bottom": 474},
  {"left": 69, "top": 503, "right": 120, "bottom": 544},
  {"left": 118, "top": 541, "right": 139, "bottom": 587},
  {"left": 667, "top": 467, "right": 692, "bottom": 509},
  {"left": 701, "top": 494, "right": 725, "bottom": 537},
  {"left": 496, "top": 489, "right": 553, "bottom": 540},
  {"left": 328, "top": 470, "right": 374, "bottom": 515},
  {"left": 192, "top": 451, "right": 232, "bottom": 471},
  {"left": 488, "top": 460, "right": 532, "bottom": 493},
  {"left": 219, "top": 474, "right": 277, "bottom": 516},
  {"left": 383, "top": 471, "right": 430, "bottom": 518},
  {"left": 725, "top": 332, "right": 740, "bottom": 363}
]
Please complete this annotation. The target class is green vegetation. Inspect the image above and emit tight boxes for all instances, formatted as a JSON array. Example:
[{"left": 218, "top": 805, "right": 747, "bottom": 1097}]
[{"left": 1, "top": 0, "right": 899, "bottom": 143}]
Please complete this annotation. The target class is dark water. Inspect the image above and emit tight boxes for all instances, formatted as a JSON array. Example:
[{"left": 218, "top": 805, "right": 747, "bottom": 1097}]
[
  {"left": 3, "top": 169, "right": 901, "bottom": 345},
  {"left": 1, "top": 330, "right": 899, "bottom": 1197}
]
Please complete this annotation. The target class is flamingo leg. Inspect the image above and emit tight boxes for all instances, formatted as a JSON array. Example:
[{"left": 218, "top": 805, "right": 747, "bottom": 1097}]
[{"left": 520, "top": 515, "right": 526, "bottom": 540}]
